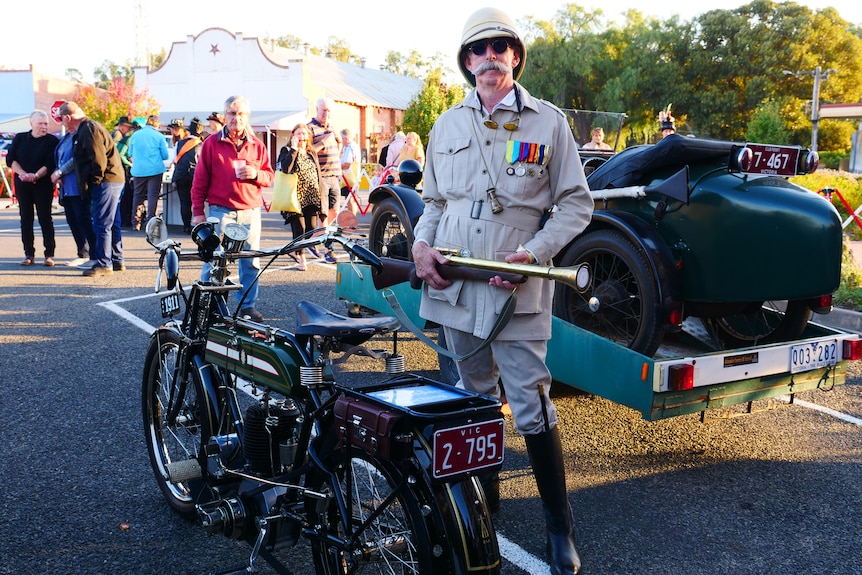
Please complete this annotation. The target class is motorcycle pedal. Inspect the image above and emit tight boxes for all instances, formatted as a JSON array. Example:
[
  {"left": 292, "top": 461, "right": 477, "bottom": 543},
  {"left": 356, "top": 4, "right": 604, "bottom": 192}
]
[{"left": 165, "top": 458, "right": 202, "bottom": 483}]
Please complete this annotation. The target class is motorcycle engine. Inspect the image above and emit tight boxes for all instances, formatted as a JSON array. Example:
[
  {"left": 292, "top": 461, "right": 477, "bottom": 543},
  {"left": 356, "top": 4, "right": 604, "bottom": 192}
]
[{"left": 243, "top": 399, "right": 300, "bottom": 476}]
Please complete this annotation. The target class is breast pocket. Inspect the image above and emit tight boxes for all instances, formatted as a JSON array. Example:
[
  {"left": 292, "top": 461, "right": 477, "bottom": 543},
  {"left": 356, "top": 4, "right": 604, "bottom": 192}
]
[{"left": 432, "top": 136, "right": 471, "bottom": 191}]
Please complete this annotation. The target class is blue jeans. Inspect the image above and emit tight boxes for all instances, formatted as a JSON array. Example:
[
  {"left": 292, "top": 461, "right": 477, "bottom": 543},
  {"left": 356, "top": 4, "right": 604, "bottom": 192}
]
[
  {"left": 90, "top": 181, "right": 124, "bottom": 268},
  {"left": 63, "top": 194, "right": 95, "bottom": 259},
  {"left": 202, "top": 205, "right": 261, "bottom": 311}
]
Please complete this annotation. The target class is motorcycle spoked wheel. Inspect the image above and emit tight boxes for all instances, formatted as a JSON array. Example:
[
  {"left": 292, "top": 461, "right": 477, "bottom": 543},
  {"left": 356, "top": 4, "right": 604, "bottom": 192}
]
[
  {"left": 142, "top": 329, "right": 212, "bottom": 518},
  {"left": 553, "top": 229, "right": 663, "bottom": 357},
  {"left": 369, "top": 198, "right": 414, "bottom": 261},
  {"left": 705, "top": 299, "right": 812, "bottom": 348},
  {"left": 308, "top": 447, "right": 435, "bottom": 575}
]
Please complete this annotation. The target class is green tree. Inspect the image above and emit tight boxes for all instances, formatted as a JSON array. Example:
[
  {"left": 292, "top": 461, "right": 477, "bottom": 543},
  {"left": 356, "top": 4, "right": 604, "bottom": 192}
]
[
  {"left": 65, "top": 68, "right": 83, "bottom": 83},
  {"left": 383, "top": 50, "right": 450, "bottom": 79},
  {"left": 93, "top": 60, "right": 135, "bottom": 89},
  {"left": 402, "top": 69, "right": 465, "bottom": 144},
  {"left": 746, "top": 99, "right": 792, "bottom": 144}
]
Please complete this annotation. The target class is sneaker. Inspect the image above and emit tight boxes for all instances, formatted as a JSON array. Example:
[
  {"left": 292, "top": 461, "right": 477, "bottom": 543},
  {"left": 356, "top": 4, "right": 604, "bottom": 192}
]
[
  {"left": 240, "top": 307, "right": 263, "bottom": 322},
  {"left": 308, "top": 247, "right": 322, "bottom": 259},
  {"left": 324, "top": 251, "right": 338, "bottom": 264},
  {"left": 113, "top": 262, "right": 126, "bottom": 272},
  {"left": 43, "top": 257, "right": 55, "bottom": 267},
  {"left": 77, "top": 260, "right": 98, "bottom": 270},
  {"left": 67, "top": 257, "right": 89, "bottom": 267},
  {"left": 83, "top": 265, "right": 113, "bottom": 277}
]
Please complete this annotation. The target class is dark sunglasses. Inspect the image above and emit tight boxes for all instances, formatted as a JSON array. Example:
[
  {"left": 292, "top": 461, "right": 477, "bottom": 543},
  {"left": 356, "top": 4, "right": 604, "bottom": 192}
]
[{"left": 467, "top": 38, "right": 512, "bottom": 57}]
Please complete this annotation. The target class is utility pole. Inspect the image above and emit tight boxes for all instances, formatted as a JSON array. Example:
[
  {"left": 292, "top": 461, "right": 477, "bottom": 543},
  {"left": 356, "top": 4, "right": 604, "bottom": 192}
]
[
  {"left": 783, "top": 66, "right": 838, "bottom": 152},
  {"left": 135, "top": 0, "right": 150, "bottom": 69}
]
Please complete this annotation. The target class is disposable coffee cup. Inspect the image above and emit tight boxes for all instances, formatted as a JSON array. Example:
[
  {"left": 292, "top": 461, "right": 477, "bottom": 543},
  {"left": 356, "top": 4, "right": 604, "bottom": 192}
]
[{"left": 232, "top": 159, "right": 246, "bottom": 179}]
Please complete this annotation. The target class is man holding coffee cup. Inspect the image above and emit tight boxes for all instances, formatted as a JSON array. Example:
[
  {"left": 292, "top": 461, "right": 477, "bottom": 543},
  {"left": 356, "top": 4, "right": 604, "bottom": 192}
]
[{"left": 191, "top": 95, "right": 274, "bottom": 322}]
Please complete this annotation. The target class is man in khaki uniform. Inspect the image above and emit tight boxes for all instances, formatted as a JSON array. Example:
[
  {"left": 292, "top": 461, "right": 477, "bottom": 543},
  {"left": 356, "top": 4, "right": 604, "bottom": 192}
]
[{"left": 412, "top": 7, "right": 593, "bottom": 575}]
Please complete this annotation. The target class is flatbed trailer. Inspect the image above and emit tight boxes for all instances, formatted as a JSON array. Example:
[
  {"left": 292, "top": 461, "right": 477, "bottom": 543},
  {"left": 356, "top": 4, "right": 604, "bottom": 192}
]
[{"left": 335, "top": 262, "right": 861, "bottom": 421}]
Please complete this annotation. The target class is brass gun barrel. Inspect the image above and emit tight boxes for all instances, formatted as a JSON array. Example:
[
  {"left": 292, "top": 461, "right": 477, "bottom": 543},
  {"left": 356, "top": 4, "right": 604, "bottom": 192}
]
[{"left": 434, "top": 247, "right": 591, "bottom": 293}]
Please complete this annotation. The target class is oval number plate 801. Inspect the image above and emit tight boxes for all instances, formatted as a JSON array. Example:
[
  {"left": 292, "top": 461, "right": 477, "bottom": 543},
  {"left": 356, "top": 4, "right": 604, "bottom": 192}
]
[{"left": 433, "top": 420, "right": 504, "bottom": 480}]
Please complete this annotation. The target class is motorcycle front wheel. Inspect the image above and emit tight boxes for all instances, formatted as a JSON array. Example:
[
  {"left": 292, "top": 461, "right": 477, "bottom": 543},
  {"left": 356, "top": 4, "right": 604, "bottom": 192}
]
[
  {"left": 309, "top": 448, "right": 434, "bottom": 575},
  {"left": 142, "top": 329, "right": 212, "bottom": 518}
]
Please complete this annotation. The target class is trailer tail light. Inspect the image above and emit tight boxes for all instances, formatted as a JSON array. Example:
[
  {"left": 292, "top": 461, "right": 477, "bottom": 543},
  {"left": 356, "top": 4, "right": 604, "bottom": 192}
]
[
  {"left": 809, "top": 294, "right": 832, "bottom": 314},
  {"left": 668, "top": 363, "right": 694, "bottom": 391},
  {"left": 843, "top": 339, "right": 862, "bottom": 361}
]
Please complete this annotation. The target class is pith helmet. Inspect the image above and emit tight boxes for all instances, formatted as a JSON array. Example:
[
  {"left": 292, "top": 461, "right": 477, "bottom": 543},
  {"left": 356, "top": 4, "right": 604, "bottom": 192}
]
[{"left": 458, "top": 7, "right": 526, "bottom": 86}]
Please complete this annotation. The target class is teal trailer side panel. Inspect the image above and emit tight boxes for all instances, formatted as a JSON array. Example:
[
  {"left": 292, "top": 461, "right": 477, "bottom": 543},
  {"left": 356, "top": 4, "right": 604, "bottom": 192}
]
[{"left": 546, "top": 317, "right": 657, "bottom": 419}]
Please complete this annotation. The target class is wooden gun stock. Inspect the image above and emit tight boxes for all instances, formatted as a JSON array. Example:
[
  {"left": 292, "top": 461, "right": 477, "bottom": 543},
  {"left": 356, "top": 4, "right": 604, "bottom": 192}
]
[{"left": 372, "top": 257, "right": 527, "bottom": 290}]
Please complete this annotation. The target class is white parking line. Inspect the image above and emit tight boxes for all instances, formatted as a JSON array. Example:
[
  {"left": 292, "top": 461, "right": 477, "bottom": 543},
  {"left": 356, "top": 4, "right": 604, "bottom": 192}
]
[{"left": 777, "top": 395, "right": 862, "bottom": 426}]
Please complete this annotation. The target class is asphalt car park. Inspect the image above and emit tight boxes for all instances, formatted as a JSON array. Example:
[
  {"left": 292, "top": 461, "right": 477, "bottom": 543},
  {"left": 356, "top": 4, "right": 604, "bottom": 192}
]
[{"left": 1, "top": 200, "right": 861, "bottom": 574}]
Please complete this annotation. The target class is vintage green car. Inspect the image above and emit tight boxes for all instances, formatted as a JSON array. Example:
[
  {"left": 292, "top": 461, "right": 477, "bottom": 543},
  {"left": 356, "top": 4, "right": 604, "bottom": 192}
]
[{"left": 365, "top": 117, "right": 838, "bottom": 358}]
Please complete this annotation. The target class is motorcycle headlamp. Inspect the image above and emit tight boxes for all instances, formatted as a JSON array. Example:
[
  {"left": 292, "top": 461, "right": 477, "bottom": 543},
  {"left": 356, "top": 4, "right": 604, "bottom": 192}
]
[{"left": 191, "top": 220, "right": 221, "bottom": 261}]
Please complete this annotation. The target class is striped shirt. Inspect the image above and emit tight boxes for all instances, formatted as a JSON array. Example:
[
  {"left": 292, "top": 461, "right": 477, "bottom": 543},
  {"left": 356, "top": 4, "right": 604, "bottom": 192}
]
[{"left": 307, "top": 118, "right": 341, "bottom": 178}]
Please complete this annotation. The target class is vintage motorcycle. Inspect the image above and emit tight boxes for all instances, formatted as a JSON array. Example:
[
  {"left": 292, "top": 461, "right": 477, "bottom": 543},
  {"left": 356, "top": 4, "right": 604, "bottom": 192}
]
[{"left": 141, "top": 213, "right": 506, "bottom": 575}]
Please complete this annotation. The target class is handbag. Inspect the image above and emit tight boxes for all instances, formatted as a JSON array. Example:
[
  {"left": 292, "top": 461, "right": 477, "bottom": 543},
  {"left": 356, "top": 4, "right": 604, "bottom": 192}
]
[
  {"left": 271, "top": 171, "right": 300, "bottom": 212},
  {"left": 271, "top": 148, "right": 301, "bottom": 213}
]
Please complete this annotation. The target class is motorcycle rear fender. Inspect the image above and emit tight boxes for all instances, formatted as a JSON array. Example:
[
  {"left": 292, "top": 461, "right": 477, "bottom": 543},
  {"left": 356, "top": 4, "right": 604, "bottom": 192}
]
[
  {"left": 569, "top": 210, "right": 683, "bottom": 327},
  {"left": 410, "top": 432, "right": 502, "bottom": 575},
  {"left": 369, "top": 183, "right": 425, "bottom": 227}
]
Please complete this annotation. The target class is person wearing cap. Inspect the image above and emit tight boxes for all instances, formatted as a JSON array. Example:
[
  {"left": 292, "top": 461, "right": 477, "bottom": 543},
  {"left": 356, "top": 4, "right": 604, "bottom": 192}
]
[
  {"left": 52, "top": 104, "right": 96, "bottom": 267},
  {"left": 206, "top": 112, "right": 225, "bottom": 135},
  {"left": 128, "top": 115, "right": 168, "bottom": 230},
  {"left": 55, "top": 101, "right": 126, "bottom": 276},
  {"left": 112, "top": 116, "right": 135, "bottom": 228},
  {"left": 172, "top": 118, "right": 203, "bottom": 233},
  {"left": 658, "top": 104, "right": 676, "bottom": 138},
  {"left": 191, "top": 96, "right": 274, "bottom": 322},
  {"left": 411, "top": 7, "right": 592, "bottom": 575}
]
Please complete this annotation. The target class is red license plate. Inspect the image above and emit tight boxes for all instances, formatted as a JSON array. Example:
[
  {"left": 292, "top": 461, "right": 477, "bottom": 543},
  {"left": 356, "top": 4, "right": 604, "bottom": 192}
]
[
  {"left": 744, "top": 144, "right": 800, "bottom": 176},
  {"left": 432, "top": 420, "right": 504, "bottom": 480}
]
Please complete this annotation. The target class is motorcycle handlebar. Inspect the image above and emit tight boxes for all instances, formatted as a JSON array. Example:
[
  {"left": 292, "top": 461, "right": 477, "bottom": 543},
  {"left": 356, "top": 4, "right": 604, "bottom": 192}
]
[{"left": 152, "top": 225, "right": 381, "bottom": 270}]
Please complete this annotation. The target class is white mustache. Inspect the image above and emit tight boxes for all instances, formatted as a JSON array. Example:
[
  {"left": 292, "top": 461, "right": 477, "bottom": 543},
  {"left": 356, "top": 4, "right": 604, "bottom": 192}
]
[{"left": 473, "top": 61, "right": 512, "bottom": 76}]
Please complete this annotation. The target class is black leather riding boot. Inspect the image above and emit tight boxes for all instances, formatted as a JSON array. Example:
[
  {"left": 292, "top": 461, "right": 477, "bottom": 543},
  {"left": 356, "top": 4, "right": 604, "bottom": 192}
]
[
  {"left": 524, "top": 427, "right": 581, "bottom": 575},
  {"left": 477, "top": 471, "right": 500, "bottom": 514}
]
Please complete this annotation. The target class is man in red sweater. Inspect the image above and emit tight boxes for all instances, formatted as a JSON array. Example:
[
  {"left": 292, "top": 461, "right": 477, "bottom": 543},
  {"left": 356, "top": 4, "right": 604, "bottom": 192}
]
[{"left": 191, "top": 95, "right": 274, "bottom": 321}]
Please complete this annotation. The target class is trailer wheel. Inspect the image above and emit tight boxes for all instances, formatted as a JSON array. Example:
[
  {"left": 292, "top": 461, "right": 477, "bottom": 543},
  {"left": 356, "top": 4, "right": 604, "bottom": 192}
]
[
  {"left": 706, "top": 300, "right": 812, "bottom": 348},
  {"left": 369, "top": 198, "right": 414, "bottom": 261},
  {"left": 553, "top": 229, "right": 663, "bottom": 356}
]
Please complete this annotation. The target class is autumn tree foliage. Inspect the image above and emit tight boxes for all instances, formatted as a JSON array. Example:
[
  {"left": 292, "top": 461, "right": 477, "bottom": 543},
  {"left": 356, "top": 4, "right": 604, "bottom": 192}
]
[{"left": 73, "top": 77, "right": 161, "bottom": 128}]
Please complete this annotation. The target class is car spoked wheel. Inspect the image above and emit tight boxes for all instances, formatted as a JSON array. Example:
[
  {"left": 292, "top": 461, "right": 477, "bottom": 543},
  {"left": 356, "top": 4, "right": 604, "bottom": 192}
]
[
  {"left": 369, "top": 198, "right": 414, "bottom": 261},
  {"left": 553, "top": 229, "right": 663, "bottom": 356},
  {"left": 706, "top": 299, "right": 812, "bottom": 348}
]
